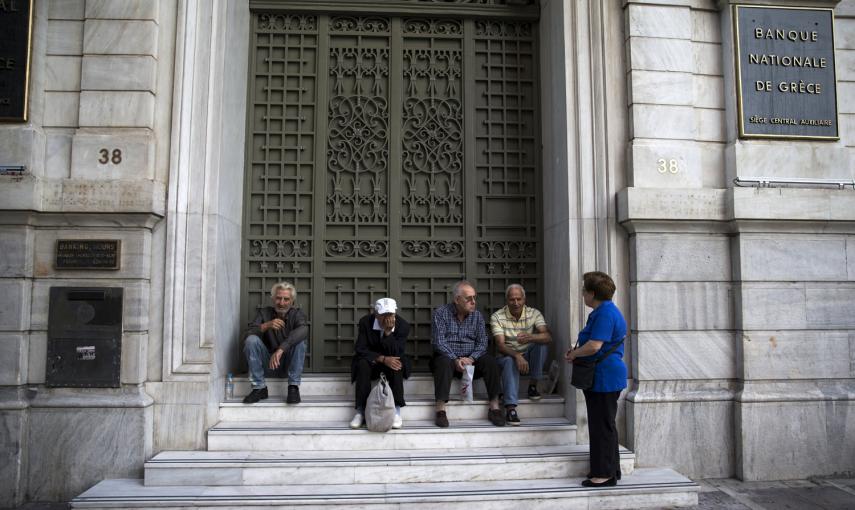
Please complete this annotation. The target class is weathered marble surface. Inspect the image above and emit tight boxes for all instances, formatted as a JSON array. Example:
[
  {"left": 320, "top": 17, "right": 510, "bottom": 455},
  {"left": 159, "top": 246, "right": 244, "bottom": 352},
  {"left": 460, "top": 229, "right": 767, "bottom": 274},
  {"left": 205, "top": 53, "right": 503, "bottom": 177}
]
[
  {"left": 85, "top": 0, "right": 158, "bottom": 20},
  {"left": 729, "top": 187, "right": 855, "bottom": 222},
  {"left": 629, "top": 70, "right": 693, "bottom": 106},
  {"left": 71, "top": 129, "right": 155, "bottom": 180},
  {"left": 43, "top": 92, "right": 80, "bottom": 127},
  {"left": 740, "top": 330, "right": 852, "bottom": 380},
  {"left": 630, "top": 141, "right": 702, "bottom": 188},
  {"left": 45, "top": 56, "right": 82, "bottom": 91},
  {"left": 26, "top": 405, "right": 152, "bottom": 501},
  {"left": 634, "top": 331, "right": 735, "bottom": 380},
  {"left": 47, "top": 20, "right": 83, "bottom": 55},
  {"left": 693, "top": 41, "right": 722, "bottom": 76},
  {"left": 737, "top": 400, "right": 855, "bottom": 480},
  {"left": 629, "top": 37, "right": 693, "bottom": 72},
  {"left": 627, "top": 4, "right": 691, "bottom": 39},
  {"left": 628, "top": 399, "right": 734, "bottom": 478},
  {"left": 0, "top": 226, "right": 33, "bottom": 277},
  {"left": 631, "top": 104, "right": 696, "bottom": 139},
  {"left": 0, "top": 334, "right": 28, "bottom": 386},
  {"left": 45, "top": 129, "right": 73, "bottom": 179},
  {"left": 26, "top": 332, "right": 46, "bottom": 384},
  {"left": 695, "top": 108, "right": 725, "bottom": 142},
  {"left": 0, "top": 279, "right": 32, "bottom": 331},
  {"left": 83, "top": 20, "right": 158, "bottom": 55},
  {"left": 0, "top": 410, "right": 26, "bottom": 508},
  {"left": 692, "top": 9, "right": 719, "bottom": 43},
  {"left": 40, "top": 178, "right": 166, "bottom": 214},
  {"left": 618, "top": 187, "right": 728, "bottom": 223},
  {"left": 632, "top": 281, "right": 733, "bottom": 331},
  {"left": 735, "top": 235, "right": 849, "bottom": 281},
  {"left": 631, "top": 234, "right": 730, "bottom": 281},
  {"left": 693, "top": 75, "right": 723, "bottom": 109},
  {"left": 81, "top": 56, "right": 157, "bottom": 92},
  {"left": 49, "top": 0, "right": 84, "bottom": 20},
  {"left": 79, "top": 91, "right": 155, "bottom": 128}
]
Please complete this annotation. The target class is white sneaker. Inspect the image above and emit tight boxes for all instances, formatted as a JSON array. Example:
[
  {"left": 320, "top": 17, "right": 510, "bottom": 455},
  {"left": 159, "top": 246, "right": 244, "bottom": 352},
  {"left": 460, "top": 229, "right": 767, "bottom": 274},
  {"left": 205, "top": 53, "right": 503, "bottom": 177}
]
[
  {"left": 392, "top": 413, "right": 403, "bottom": 429},
  {"left": 349, "top": 413, "right": 364, "bottom": 429}
]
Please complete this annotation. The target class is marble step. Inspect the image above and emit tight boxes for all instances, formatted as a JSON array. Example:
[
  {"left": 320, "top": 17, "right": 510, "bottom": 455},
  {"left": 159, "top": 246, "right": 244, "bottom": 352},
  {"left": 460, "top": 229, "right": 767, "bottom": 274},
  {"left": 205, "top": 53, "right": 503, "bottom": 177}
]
[
  {"left": 144, "top": 446, "right": 635, "bottom": 486},
  {"left": 220, "top": 394, "right": 565, "bottom": 422},
  {"left": 71, "top": 468, "right": 699, "bottom": 509},
  {"left": 207, "top": 418, "right": 577, "bottom": 451},
  {"left": 231, "top": 373, "right": 546, "bottom": 398}
]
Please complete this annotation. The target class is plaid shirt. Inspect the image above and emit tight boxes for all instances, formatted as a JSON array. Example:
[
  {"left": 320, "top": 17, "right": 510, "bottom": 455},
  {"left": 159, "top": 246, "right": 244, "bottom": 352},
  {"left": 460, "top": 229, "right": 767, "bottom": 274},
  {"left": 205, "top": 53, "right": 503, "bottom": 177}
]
[{"left": 431, "top": 303, "right": 488, "bottom": 360}]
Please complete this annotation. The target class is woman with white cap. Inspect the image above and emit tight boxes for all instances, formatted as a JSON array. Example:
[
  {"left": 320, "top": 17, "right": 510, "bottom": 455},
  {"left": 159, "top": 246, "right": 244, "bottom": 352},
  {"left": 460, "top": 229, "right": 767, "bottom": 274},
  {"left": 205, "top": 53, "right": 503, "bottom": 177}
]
[{"left": 350, "top": 297, "right": 411, "bottom": 429}]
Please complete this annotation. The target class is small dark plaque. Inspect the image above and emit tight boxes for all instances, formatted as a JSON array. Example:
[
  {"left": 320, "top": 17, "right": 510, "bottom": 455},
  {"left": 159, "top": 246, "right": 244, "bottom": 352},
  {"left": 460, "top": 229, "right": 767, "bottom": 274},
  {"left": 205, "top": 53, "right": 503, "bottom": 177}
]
[
  {"left": 0, "top": 0, "right": 33, "bottom": 122},
  {"left": 734, "top": 5, "right": 838, "bottom": 139},
  {"left": 55, "top": 240, "right": 121, "bottom": 270}
]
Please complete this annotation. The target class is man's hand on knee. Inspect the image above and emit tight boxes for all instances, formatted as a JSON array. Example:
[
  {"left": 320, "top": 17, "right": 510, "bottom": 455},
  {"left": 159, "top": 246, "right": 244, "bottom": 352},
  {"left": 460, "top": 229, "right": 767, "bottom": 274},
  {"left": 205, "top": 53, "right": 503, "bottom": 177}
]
[{"left": 269, "top": 348, "right": 285, "bottom": 369}]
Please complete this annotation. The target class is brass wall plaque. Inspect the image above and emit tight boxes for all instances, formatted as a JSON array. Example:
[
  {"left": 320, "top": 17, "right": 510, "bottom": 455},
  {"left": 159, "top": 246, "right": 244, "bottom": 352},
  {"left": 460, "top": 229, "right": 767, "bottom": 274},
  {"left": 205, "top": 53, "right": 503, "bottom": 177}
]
[
  {"left": 734, "top": 5, "right": 838, "bottom": 140},
  {"left": 0, "top": 0, "right": 33, "bottom": 122},
  {"left": 55, "top": 240, "right": 122, "bottom": 270}
]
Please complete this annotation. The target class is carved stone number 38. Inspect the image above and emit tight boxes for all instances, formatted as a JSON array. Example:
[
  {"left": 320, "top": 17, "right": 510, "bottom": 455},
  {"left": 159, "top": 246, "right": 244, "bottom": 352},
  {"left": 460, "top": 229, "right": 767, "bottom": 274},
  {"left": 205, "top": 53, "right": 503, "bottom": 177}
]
[{"left": 98, "top": 149, "right": 122, "bottom": 165}]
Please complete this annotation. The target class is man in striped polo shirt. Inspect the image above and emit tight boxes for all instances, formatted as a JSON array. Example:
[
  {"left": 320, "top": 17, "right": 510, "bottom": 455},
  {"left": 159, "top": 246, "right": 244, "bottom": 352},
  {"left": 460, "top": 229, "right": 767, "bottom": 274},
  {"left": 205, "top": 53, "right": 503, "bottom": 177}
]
[{"left": 491, "top": 284, "right": 552, "bottom": 425}]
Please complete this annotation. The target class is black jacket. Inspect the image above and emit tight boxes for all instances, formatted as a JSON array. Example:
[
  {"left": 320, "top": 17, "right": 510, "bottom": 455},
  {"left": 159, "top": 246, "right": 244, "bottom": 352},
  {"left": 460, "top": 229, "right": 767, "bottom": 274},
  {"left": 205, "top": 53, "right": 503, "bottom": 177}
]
[
  {"left": 242, "top": 306, "right": 309, "bottom": 354},
  {"left": 350, "top": 313, "right": 412, "bottom": 382}
]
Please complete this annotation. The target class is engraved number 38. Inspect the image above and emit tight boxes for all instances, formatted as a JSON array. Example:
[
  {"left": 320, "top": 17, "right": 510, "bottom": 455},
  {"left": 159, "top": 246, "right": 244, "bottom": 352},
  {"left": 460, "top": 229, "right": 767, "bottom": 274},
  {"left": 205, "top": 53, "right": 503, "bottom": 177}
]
[{"left": 657, "top": 158, "right": 679, "bottom": 174}]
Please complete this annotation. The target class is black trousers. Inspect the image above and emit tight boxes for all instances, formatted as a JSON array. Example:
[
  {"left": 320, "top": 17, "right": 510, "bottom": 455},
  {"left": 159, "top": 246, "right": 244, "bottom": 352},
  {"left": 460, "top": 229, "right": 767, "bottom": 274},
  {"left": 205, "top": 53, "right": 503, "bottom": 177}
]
[
  {"left": 431, "top": 353, "right": 501, "bottom": 402},
  {"left": 583, "top": 390, "right": 621, "bottom": 478},
  {"left": 353, "top": 358, "right": 405, "bottom": 410}
]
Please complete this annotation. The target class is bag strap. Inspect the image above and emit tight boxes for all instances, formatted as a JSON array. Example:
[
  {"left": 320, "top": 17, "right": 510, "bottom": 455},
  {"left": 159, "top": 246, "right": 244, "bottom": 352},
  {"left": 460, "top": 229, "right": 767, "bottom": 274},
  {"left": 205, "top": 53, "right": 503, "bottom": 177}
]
[{"left": 573, "top": 336, "right": 625, "bottom": 365}]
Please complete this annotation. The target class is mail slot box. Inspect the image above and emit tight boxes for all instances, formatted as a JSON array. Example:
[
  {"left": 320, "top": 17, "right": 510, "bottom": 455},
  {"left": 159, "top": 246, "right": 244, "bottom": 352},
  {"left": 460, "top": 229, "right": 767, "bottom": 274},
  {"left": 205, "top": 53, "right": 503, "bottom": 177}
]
[{"left": 46, "top": 287, "right": 123, "bottom": 388}]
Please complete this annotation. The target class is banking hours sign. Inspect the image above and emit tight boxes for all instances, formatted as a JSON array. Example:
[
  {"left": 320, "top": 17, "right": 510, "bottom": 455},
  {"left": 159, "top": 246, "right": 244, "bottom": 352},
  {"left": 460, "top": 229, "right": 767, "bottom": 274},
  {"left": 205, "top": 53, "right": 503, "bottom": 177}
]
[{"left": 733, "top": 5, "right": 838, "bottom": 139}]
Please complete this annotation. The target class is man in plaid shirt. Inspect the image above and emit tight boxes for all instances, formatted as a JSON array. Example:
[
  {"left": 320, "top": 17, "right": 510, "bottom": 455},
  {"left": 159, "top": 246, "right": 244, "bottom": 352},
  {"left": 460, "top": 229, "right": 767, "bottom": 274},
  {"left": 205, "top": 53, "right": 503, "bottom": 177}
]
[{"left": 430, "top": 281, "right": 505, "bottom": 428}]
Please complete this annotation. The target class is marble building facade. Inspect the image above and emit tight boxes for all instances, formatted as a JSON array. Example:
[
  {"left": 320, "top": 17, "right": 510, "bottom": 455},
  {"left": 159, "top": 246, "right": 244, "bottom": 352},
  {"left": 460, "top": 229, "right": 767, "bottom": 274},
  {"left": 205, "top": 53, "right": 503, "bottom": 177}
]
[{"left": 0, "top": 0, "right": 853, "bottom": 506}]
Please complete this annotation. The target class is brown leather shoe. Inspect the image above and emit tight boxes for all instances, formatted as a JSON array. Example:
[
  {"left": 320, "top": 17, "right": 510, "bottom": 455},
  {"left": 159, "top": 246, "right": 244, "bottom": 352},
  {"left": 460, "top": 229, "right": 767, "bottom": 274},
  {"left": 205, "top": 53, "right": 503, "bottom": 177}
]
[{"left": 435, "top": 410, "right": 449, "bottom": 428}]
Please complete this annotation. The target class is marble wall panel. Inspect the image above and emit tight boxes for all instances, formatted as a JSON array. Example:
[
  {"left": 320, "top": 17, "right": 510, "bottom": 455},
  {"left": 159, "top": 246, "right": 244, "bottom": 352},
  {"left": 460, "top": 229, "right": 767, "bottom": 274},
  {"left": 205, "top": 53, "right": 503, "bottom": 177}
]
[
  {"left": 627, "top": 4, "right": 692, "bottom": 39},
  {"left": 41, "top": 179, "right": 166, "bottom": 215},
  {"left": 27, "top": 332, "right": 46, "bottom": 384},
  {"left": 30, "top": 279, "right": 149, "bottom": 332},
  {"left": 628, "top": 37, "right": 693, "bottom": 72},
  {"left": 630, "top": 104, "right": 696, "bottom": 139},
  {"left": 805, "top": 286, "right": 855, "bottom": 328},
  {"left": 628, "top": 70, "right": 693, "bottom": 106},
  {"left": 78, "top": 91, "right": 155, "bottom": 128},
  {"left": 70, "top": 129, "right": 155, "bottom": 180},
  {"left": 85, "top": 0, "right": 158, "bottom": 20},
  {"left": 738, "top": 284, "right": 806, "bottom": 330},
  {"left": 695, "top": 107, "right": 725, "bottom": 142},
  {"left": 618, "top": 187, "right": 728, "bottom": 222},
  {"left": 121, "top": 332, "right": 147, "bottom": 384},
  {"left": 837, "top": 1, "right": 855, "bottom": 17},
  {"left": 26, "top": 406, "right": 152, "bottom": 501},
  {"left": 839, "top": 82, "right": 855, "bottom": 114},
  {"left": 838, "top": 18, "right": 855, "bottom": 51},
  {"left": 729, "top": 187, "right": 855, "bottom": 222},
  {"left": 838, "top": 49, "right": 855, "bottom": 81},
  {"left": 49, "top": 0, "right": 84, "bottom": 20},
  {"left": 47, "top": 20, "right": 83, "bottom": 55},
  {"left": 741, "top": 330, "right": 851, "bottom": 380},
  {"left": 32, "top": 228, "right": 151, "bottom": 279},
  {"left": 628, "top": 400, "right": 734, "bottom": 478},
  {"left": 629, "top": 141, "right": 702, "bottom": 188},
  {"left": 0, "top": 227, "right": 33, "bottom": 277},
  {"left": 631, "top": 234, "right": 730, "bottom": 281},
  {"left": 737, "top": 236, "right": 848, "bottom": 281},
  {"left": 634, "top": 331, "right": 736, "bottom": 380},
  {"left": 0, "top": 279, "right": 32, "bottom": 330},
  {"left": 43, "top": 92, "right": 80, "bottom": 128},
  {"left": 0, "top": 411, "right": 26, "bottom": 508},
  {"left": 81, "top": 56, "right": 157, "bottom": 92},
  {"left": 848, "top": 238, "right": 855, "bottom": 280},
  {"left": 45, "top": 56, "right": 81, "bottom": 91},
  {"left": 632, "top": 282, "right": 733, "bottom": 331},
  {"left": 692, "top": 9, "right": 719, "bottom": 43},
  {"left": 0, "top": 127, "right": 42, "bottom": 172},
  {"left": 82, "top": 20, "right": 157, "bottom": 55},
  {"left": 699, "top": 141, "right": 726, "bottom": 188},
  {"left": 729, "top": 142, "right": 853, "bottom": 180},
  {"left": 153, "top": 403, "right": 206, "bottom": 451},
  {"left": 0, "top": 334, "right": 28, "bottom": 385},
  {"left": 694, "top": 75, "right": 723, "bottom": 109},
  {"left": 45, "top": 129, "right": 73, "bottom": 179},
  {"left": 693, "top": 41, "right": 722, "bottom": 76},
  {"left": 737, "top": 401, "right": 855, "bottom": 480}
]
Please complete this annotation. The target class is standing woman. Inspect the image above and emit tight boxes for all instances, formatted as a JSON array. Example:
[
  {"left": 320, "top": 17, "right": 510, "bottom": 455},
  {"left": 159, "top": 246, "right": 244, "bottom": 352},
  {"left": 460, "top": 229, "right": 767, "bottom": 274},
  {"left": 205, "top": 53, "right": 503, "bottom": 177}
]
[{"left": 565, "top": 271, "right": 627, "bottom": 487}]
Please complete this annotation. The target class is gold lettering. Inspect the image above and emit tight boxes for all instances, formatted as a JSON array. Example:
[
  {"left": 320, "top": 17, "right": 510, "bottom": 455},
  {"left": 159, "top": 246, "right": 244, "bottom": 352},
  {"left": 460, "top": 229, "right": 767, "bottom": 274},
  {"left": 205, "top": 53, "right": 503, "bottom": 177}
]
[
  {"left": 754, "top": 27, "right": 819, "bottom": 43},
  {"left": 0, "top": 57, "right": 15, "bottom": 70},
  {"left": 0, "top": 0, "right": 20, "bottom": 12}
]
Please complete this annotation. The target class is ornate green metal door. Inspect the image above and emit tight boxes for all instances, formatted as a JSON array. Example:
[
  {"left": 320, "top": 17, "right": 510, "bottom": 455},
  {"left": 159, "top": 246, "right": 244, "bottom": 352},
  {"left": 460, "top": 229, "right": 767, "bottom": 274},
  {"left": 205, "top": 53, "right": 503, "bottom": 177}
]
[{"left": 243, "top": 5, "right": 541, "bottom": 372}]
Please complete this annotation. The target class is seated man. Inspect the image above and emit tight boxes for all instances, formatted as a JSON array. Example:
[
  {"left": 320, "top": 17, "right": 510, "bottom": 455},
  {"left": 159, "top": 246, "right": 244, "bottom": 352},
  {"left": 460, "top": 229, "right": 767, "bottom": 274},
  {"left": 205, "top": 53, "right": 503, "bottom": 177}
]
[
  {"left": 350, "top": 297, "right": 411, "bottom": 429},
  {"left": 431, "top": 280, "right": 505, "bottom": 428},
  {"left": 241, "top": 281, "right": 308, "bottom": 404},
  {"left": 491, "top": 283, "right": 552, "bottom": 425}
]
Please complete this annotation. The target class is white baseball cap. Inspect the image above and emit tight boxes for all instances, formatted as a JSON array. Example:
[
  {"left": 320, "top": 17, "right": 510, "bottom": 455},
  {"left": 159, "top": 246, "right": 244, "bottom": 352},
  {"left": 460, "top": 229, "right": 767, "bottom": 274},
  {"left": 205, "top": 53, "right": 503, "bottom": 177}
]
[{"left": 374, "top": 297, "right": 397, "bottom": 315}]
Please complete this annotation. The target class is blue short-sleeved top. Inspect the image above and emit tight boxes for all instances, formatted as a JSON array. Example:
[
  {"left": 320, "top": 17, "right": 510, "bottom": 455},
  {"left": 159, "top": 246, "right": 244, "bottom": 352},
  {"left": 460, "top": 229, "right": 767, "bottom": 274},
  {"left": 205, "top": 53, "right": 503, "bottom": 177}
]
[{"left": 577, "top": 300, "right": 627, "bottom": 393}]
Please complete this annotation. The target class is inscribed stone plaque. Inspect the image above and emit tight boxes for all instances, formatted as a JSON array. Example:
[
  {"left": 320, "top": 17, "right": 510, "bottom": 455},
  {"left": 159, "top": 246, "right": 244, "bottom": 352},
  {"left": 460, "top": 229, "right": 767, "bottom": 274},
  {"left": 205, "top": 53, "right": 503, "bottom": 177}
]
[
  {"left": 734, "top": 5, "right": 838, "bottom": 139},
  {"left": 0, "top": 0, "right": 33, "bottom": 122},
  {"left": 55, "top": 240, "right": 121, "bottom": 270}
]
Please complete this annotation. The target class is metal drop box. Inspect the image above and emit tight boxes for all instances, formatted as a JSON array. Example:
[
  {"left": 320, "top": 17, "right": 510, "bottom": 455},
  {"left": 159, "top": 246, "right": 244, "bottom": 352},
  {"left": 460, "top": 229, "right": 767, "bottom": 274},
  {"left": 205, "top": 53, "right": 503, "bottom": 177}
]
[{"left": 46, "top": 287, "right": 123, "bottom": 388}]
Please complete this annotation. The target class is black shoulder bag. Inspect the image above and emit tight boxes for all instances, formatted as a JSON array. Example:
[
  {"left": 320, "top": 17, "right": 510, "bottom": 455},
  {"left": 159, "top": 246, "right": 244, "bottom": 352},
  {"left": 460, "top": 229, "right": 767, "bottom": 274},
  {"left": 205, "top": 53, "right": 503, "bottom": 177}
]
[{"left": 570, "top": 337, "right": 625, "bottom": 391}]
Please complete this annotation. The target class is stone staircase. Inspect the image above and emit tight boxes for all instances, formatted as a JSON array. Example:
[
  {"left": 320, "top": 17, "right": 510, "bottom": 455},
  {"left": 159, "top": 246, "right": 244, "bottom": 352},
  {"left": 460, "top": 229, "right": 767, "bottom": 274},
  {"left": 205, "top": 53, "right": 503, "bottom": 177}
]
[{"left": 71, "top": 375, "right": 698, "bottom": 509}]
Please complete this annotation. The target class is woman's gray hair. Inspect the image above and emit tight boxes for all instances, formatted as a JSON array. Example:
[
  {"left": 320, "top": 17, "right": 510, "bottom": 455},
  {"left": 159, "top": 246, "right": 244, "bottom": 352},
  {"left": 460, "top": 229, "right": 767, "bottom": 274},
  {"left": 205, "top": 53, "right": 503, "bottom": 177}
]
[
  {"left": 505, "top": 283, "right": 526, "bottom": 299},
  {"left": 270, "top": 281, "right": 297, "bottom": 301}
]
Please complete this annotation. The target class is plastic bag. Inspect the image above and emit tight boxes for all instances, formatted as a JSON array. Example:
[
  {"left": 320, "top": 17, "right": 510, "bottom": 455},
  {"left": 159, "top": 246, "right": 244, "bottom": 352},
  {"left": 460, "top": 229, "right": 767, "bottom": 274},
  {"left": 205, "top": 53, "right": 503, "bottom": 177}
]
[
  {"left": 365, "top": 373, "right": 396, "bottom": 432},
  {"left": 460, "top": 364, "right": 475, "bottom": 402}
]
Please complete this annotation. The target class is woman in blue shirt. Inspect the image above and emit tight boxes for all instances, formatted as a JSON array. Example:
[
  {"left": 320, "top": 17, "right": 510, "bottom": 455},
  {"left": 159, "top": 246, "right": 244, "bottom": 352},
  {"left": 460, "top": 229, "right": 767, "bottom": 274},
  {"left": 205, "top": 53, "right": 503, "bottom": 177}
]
[{"left": 565, "top": 271, "right": 627, "bottom": 487}]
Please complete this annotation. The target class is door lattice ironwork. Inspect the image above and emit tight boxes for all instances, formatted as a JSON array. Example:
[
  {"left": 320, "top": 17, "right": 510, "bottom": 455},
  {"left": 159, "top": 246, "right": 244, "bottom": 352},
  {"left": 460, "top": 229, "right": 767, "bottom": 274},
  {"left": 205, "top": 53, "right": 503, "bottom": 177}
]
[{"left": 244, "top": 8, "right": 541, "bottom": 372}]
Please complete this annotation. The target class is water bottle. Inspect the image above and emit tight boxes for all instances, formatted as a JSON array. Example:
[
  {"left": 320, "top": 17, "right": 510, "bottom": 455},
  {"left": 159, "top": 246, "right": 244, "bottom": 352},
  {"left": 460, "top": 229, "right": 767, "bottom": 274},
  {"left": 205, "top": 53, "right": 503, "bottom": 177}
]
[{"left": 225, "top": 373, "right": 235, "bottom": 400}]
